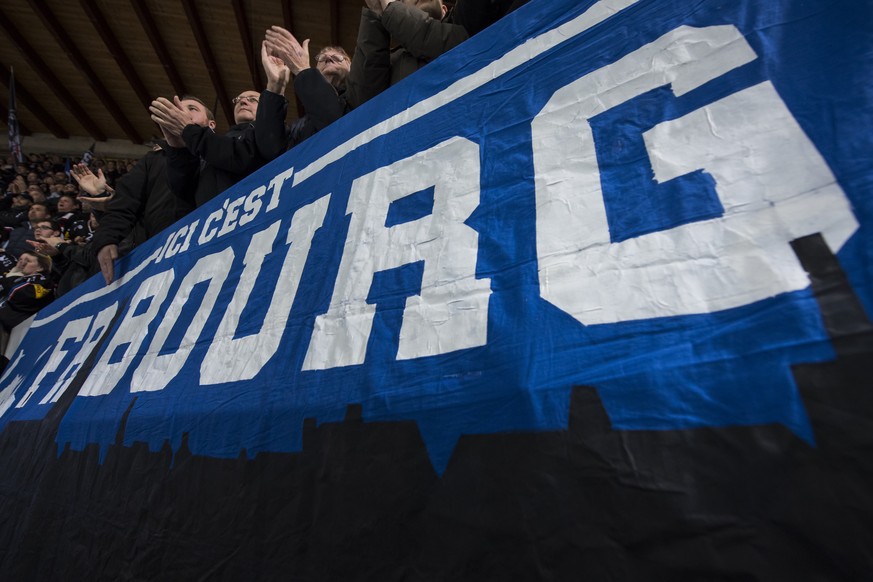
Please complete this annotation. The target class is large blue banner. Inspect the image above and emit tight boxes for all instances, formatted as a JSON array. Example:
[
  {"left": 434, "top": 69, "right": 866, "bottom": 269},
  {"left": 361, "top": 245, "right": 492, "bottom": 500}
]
[{"left": 0, "top": 0, "right": 870, "bottom": 481}]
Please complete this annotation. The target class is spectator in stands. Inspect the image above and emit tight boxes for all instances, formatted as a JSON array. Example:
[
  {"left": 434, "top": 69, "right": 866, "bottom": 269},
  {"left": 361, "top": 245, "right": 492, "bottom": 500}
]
[
  {"left": 29, "top": 217, "right": 98, "bottom": 297},
  {"left": 26, "top": 185, "right": 47, "bottom": 204},
  {"left": 53, "top": 193, "right": 88, "bottom": 241},
  {"left": 75, "top": 142, "right": 196, "bottom": 285},
  {"left": 259, "top": 29, "right": 351, "bottom": 157},
  {"left": 0, "top": 191, "right": 32, "bottom": 244},
  {"left": 151, "top": 87, "right": 278, "bottom": 207},
  {"left": 346, "top": 0, "right": 468, "bottom": 109},
  {"left": 0, "top": 251, "right": 54, "bottom": 354},
  {"left": 5, "top": 204, "right": 51, "bottom": 259}
]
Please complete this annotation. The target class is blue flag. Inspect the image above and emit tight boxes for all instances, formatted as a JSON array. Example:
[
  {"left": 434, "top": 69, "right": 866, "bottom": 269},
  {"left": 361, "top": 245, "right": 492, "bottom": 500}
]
[{"left": 7, "top": 67, "right": 22, "bottom": 164}]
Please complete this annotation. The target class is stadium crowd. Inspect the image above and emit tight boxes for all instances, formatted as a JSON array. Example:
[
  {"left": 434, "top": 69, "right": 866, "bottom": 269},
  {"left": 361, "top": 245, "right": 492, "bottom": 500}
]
[{"left": 0, "top": 0, "right": 527, "bottom": 359}]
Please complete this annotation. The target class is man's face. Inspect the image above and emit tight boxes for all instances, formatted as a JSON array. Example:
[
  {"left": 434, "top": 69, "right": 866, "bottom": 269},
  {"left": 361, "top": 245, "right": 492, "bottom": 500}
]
[
  {"left": 232, "top": 91, "right": 260, "bottom": 124},
  {"left": 57, "top": 195, "right": 77, "bottom": 213},
  {"left": 28, "top": 204, "right": 48, "bottom": 221},
  {"left": 179, "top": 99, "right": 216, "bottom": 130},
  {"left": 403, "top": 0, "right": 445, "bottom": 19},
  {"left": 27, "top": 186, "right": 46, "bottom": 204},
  {"left": 316, "top": 50, "right": 351, "bottom": 89},
  {"left": 33, "top": 221, "right": 59, "bottom": 241},
  {"left": 12, "top": 194, "right": 31, "bottom": 208},
  {"left": 16, "top": 253, "right": 43, "bottom": 276}
]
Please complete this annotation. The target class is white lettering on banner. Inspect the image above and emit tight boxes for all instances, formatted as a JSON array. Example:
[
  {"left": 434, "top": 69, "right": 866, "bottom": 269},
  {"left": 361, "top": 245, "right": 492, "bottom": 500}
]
[
  {"left": 131, "top": 248, "right": 235, "bottom": 392},
  {"left": 201, "top": 195, "right": 330, "bottom": 383},
  {"left": 266, "top": 167, "right": 294, "bottom": 212},
  {"left": 532, "top": 25, "right": 858, "bottom": 325},
  {"left": 79, "top": 271, "right": 175, "bottom": 397},
  {"left": 303, "top": 137, "right": 491, "bottom": 370},
  {"left": 38, "top": 304, "right": 118, "bottom": 405},
  {"left": 16, "top": 316, "right": 89, "bottom": 408}
]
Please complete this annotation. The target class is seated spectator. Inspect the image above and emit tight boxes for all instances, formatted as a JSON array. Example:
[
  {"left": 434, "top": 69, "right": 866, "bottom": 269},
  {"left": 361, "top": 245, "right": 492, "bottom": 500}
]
[
  {"left": 5, "top": 205, "right": 52, "bottom": 259},
  {"left": 0, "top": 191, "right": 32, "bottom": 244},
  {"left": 261, "top": 29, "right": 351, "bottom": 155},
  {"left": 0, "top": 251, "right": 54, "bottom": 354},
  {"left": 30, "top": 217, "right": 99, "bottom": 297},
  {"left": 26, "top": 184, "right": 47, "bottom": 204},
  {"left": 53, "top": 193, "right": 88, "bottom": 241},
  {"left": 346, "top": 0, "right": 469, "bottom": 109}
]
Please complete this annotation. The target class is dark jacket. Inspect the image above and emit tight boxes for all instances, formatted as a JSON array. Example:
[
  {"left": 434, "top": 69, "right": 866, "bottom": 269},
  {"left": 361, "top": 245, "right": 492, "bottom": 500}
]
[
  {"left": 346, "top": 3, "right": 469, "bottom": 109},
  {"left": 255, "top": 69, "right": 350, "bottom": 159},
  {"left": 91, "top": 143, "right": 190, "bottom": 254},
  {"left": 0, "top": 272, "right": 54, "bottom": 330},
  {"left": 448, "top": 0, "right": 530, "bottom": 36}
]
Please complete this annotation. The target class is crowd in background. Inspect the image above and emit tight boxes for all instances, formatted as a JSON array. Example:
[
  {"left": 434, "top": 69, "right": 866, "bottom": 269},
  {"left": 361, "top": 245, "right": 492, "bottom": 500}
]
[{"left": 0, "top": 152, "right": 138, "bottom": 354}]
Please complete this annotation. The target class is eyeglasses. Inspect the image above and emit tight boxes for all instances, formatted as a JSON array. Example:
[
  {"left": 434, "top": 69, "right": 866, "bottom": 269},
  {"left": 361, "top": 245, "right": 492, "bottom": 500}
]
[
  {"left": 232, "top": 95, "right": 259, "bottom": 105},
  {"left": 33, "top": 225, "right": 54, "bottom": 231},
  {"left": 316, "top": 54, "right": 346, "bottom": 65}
]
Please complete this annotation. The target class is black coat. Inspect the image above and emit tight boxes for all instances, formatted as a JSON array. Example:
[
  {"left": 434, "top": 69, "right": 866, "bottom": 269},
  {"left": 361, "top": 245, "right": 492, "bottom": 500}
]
[{"left": 91, "top": 144, "right": 192, "bottom": 254}]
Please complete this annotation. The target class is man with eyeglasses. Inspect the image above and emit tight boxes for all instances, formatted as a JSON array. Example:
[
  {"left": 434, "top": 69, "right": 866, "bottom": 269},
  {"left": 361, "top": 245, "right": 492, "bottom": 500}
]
[
  {"left": 346, "top": 0, "right": 468, "bottom": 109},
  {"left": 3, "top": 203, "right": 51, "bottom": 260},
  {"left": 150, "top": 51, "right": 287, "bottom": 208},
  {"left": 258, "top": 27, "right": 352, "bottom": 157}
]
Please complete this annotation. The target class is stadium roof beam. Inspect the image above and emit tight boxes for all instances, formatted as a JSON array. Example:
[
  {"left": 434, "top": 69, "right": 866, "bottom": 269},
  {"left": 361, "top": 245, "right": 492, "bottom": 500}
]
[
  {"left": 81, "top": 0, "right": 153, "bottom": 112},
  {"left": 0, "top": 9, "right": 100, "bottom": 140},
  {"left": 27, "top": 0, "right": 143, "bottom": 144},
  {"left": 181, "top": 0, "right": 234, "bottom": 126},
  {"left": 130, "top": 0, "right": 188, "bottom": 97},
  {"left": 330, "top": 0, "right": 340, "bottom": 46},
  {"left": 0, "top": 63, "right": 64, "bottom": 136},
  {"left": 232, "top": 0, "right": 264, "bottom": 91}
]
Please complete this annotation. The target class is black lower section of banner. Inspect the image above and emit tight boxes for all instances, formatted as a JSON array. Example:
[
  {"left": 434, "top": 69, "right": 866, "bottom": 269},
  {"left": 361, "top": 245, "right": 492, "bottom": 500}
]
[{"left": 1, "top": 351, "right": 871, "bottom": 581}]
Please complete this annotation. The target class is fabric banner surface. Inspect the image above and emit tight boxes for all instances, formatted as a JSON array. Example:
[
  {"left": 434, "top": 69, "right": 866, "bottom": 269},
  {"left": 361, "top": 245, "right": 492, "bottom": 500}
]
[{"left": 1, "top": 0, "right": 871, "bottom": 579}]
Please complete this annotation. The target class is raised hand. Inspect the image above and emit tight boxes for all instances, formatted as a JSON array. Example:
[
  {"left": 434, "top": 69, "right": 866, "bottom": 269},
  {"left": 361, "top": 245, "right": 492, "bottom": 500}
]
[
  {"left": 261, "top": 40, "right": 290, "bottom": 94},
  {"left": 264, "top": 26, "right": 310, "bottom": 76},
  {"left": 70, "top": 163, "right": 107, "bottom": 196},
  {"left": 150, "top": 96, "right": 189, "bottom": 147}
]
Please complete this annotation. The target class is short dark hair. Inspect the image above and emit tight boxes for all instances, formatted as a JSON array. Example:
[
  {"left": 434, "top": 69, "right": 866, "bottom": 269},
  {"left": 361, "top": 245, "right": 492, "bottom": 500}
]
[
  {"left": 179, "top": 95, "right": 215, "bottom": 121},
  {"left": 317, "top": 46, "right": 350, "bottom": 61}
]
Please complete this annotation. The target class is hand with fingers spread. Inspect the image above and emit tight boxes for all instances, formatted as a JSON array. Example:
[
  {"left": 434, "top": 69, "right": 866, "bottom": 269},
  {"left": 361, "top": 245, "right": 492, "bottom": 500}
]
[
  {"left": 261, "top": 40, "right": 290, "bottom": 94},
  {"left": 150, "top": 97, "right": 190, "bottom": 136},
  {"left": 70, "top": 163, "right": 107, "bottom": 197},
  {"left": 264, "top": 26, "right": 311, "bottom": 76}
]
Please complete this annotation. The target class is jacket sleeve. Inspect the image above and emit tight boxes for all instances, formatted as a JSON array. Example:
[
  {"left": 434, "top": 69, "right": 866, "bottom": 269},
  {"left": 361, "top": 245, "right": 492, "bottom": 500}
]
[
  {"left": 290, "top": 68, "right": 348, "bottom": 146},
  {"left": 181, "top": 123, "right": 265, "bottom": 177},
  {"left": 381, "top": 2, "right": 469, "bottom": 61},
  {"left": 164, "top": 144, "right": 201, "bottom": 208},
  {"left": 254, "top": 90, "right": 290, "bottom": 163},
  {"left": 90, "top": 152, "right": 152, "bottom": 252},
  {"left": 345, "top": 8, "right": 392, "bottom": 109}
]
